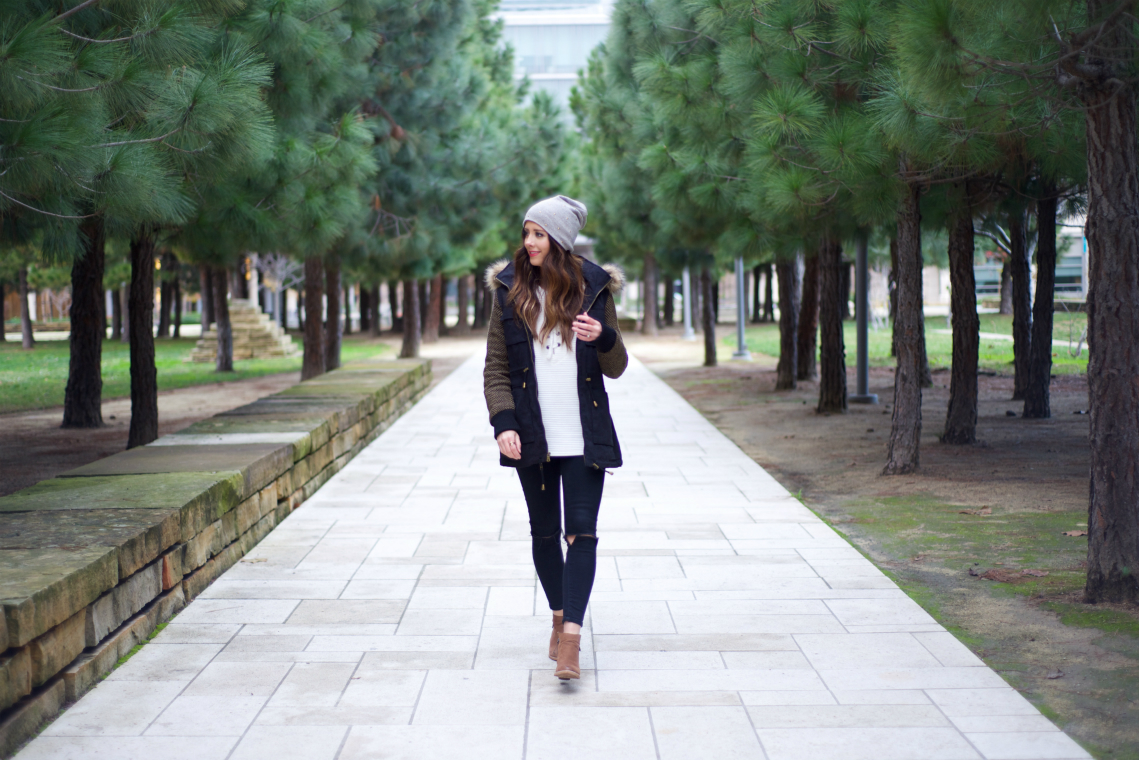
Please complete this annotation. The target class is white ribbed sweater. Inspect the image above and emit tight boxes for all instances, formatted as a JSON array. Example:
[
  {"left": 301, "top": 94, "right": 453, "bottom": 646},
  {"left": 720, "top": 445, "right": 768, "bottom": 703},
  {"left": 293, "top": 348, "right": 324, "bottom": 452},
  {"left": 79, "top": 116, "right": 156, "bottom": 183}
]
[{"left": 533, "top": 292, "right": 583, "bottom": 456}]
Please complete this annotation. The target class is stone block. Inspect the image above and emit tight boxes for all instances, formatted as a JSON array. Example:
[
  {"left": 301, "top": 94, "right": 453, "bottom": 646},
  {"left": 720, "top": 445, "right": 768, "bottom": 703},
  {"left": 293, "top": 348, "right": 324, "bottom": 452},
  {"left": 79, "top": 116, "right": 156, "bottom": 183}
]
[
  {"left": 84, "top": 592, "right": 114, "bottom": 647},
  {"left": 114, "top": 509, "right": 182, "bottom": 578},
  {"left": 0, "top": 472, "right": 243, "bottom": 515},
  {"left": 111, "top": 562, "right": 162, "bottom": 625},
  {"left": 0, "top": 677, "right": 65, "bottom": 758},
  {"left": 219, "top": 509, "right": 239, "bottom": 548},
  {"left": 274, "top": 470, "right": 294, "bottom": 500},
  {"left": 257, "top": 484, "right": 278, "bottom": 519},
  {"left": 161, "top": 549, "right": 183, "bottom": 591},
  {"left": 181, "top": 521, "right": 218, "bottom": 573},
  {"left": 236, "top": 496, "right": 260, "bottom": 536},
  {"left": 1, "top": 547, "right": 118, "bottom": 648},
  {"left": 63, "top": 585, "right": 185, "bottom": 702},
  {"left": 60, "top": 444, "right": 294, "bottom": 501},
  {"left": 29, "top": 610, "right": 85, "bottom": 687},
  {"left": 0, "top": 647, "right": 31, "bottom": 712},
  {"left": 0, "top": 506, "right": 181, "bottom": 581}
]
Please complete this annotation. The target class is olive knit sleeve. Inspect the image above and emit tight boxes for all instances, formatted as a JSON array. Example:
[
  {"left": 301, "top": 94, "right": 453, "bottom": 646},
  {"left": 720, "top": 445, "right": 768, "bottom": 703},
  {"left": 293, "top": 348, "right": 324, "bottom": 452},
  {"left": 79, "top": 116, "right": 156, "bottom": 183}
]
[
  {"left": 596, "top": 290, "right": 628, "bottom": 379},
  {"left": 483, "top": 292, "right": 517, "bottom": 435}
]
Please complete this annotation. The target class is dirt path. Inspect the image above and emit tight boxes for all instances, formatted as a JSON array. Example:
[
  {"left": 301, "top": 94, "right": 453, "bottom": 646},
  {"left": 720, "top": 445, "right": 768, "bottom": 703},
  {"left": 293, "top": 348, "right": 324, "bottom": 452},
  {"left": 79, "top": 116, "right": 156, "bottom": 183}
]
[{"left": 625, "top": 325, "right": 1138, "bottom": 760}]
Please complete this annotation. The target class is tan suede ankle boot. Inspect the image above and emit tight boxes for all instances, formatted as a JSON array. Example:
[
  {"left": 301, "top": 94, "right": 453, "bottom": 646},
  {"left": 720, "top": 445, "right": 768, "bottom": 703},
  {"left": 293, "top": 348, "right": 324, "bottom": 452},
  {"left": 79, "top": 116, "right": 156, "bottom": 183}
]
[
  {"left": 548, "top": 614, "right": 564, "bottom": 661},
  {"left": 555, "top": 632, "right": 581, "bottom": 680}
]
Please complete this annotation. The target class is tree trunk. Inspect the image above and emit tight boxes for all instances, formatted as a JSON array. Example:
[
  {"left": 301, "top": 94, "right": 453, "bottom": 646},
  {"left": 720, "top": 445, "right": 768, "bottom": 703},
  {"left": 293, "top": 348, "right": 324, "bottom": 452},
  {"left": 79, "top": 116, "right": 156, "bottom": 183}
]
[
  {"left": 0, "top": 281, "right": 6, "bottom": 342},
  {"left": 302, "top": 257, "right": 325, "bottom": 380},
  {"left": 942, "top": 194, "right": 979, "bottom": 444},
  {"left": 423, "top": 274, "right": 441, "bottom": 343},
  {"left": 763, "top": 263, "right": 774, "bottom": 322},
  {"left": 343, "top": 285, "right": 352, "bottom": 335},
  {"left": 663, "top": 274, "right": 674, "bottom": 326},
  {"left": 1008, "top": 209, "right": 1032, "bottom": 400},
  {"left": 916, "top": 252, "right": 931, "bottom": 388},
  {"left": 418, "top": 280, "right": 429, "bottom": 334},
  {"left": 111, "top": 286, "right": 122, "bottom": 341},
  {"left": 998, "top": 262, "right": 1012, "bottom": 315},
  {"left": 213, "top": 267, "right": 233, "bottom": 373},
  {"left": 325, "top": 255, "right": 341, "bottom": 371},
  {"left": 1081, "top": 2, "right": 1139, "bottom": 604},
  {"left": 817, "top": 237, "right": 847, "bottom": 413},
  {"left": 370, "top": 284, "right": 381, "bottom": 337},
  {"left": 454, "top": 274, "right": 471, "bottom": 335},
  {"left": 157, "top": 278, "right": 171, "bottom": 338},
  {"left": 797, "top": 254, "right": 819, "bottom": 381},
  {"left": 839, "top": 263, "right": 853, "bottom": 320},
  {"left": 172, "top": 275, "right": 182, "bottom": 338},
  {"left": 751, "top": 264, "right": 761, "bottom": 323},
  {"left": 389, "top": 280, "right": 403, "bottom": 332},
  {"left": 691, "top": 271, "right": 702, "bottom": 332},
  {"left": 400, "top": 278, "right": 421, "bottom": 358},
  {"left": 775, "top": 258, "right": 800, "bottom": 390},
  {"left": 120, "top": 284, "right": 129, "bottom": 344},
  {"left": 1024, "top": 194, "right": 1058, "bottom": 419},
  {"left": 711, "top": 276, "right": 719, "bottom": 323},
  {"left": 359, "top": 285, "right": 371, "bottom": 333},
  {"left": 889, "top": 236, "right": 899, "bottom": 357},
  {"left": 884, "top": 182, "right": 925, "bottom": 475},
  {"left": 233, "top": 257, "right": 249, "bottom": 300},
  {"left": 472, "top": 276, "right": 483, "bottom": 329},
  {"left": 63, "top": 216, "right": 105, "bottom": 428},
  {"left": 18, "top": 267, "right": 34, "bottom": 349},
  {"left": 438, "top": 277, "right": 450, "bottom": 336},
  {"left": 642, "top": 252, "right": 659, "bottom": 336},
  {"left": 200, "top": 265, "right": 214, "bottom": 331},
  {"left": 127, "top": 230, "right": 158, "bottom": 449},
  {"left": 700, "top": 266, "right": 716, "bottom": 367}
]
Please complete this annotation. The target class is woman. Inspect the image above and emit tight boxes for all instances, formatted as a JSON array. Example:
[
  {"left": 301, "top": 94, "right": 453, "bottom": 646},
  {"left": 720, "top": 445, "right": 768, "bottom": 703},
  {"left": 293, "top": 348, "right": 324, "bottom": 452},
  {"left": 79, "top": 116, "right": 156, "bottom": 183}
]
[{"left": 483, "top": 195, "right": 627, "bottom": 680}]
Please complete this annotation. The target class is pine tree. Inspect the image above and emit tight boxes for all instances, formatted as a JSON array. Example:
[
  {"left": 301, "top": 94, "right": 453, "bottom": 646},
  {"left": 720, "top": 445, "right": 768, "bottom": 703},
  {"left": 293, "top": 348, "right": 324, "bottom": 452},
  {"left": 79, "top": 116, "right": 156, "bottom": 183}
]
[
  {"left": 180, "top": 0, "right": 378, "bottom": 378},
  {"left": 888, "top": 0, "right": 1133, "bottom": 604},
  {"left": 572, "top": 8, "right": 664, "bottom": 337}
]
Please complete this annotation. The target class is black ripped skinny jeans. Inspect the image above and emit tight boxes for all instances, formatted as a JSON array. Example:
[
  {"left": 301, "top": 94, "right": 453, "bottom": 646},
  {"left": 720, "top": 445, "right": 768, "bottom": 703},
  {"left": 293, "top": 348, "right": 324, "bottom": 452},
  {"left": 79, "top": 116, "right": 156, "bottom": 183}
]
[{"left": 517, "top": 456, "right": 604, "bottom": 627}]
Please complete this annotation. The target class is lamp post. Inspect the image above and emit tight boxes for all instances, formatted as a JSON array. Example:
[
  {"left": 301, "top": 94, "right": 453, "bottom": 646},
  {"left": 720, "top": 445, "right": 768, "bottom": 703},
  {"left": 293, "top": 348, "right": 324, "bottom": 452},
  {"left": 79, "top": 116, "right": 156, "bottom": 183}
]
[
  {"left": 850, "top": 232, "right": 878, "bottom": 404},
  {"left": 681, "top": 267, "right": 695, "bottom": 340},
  {"left": 732, "top": 256, "right": 751, "bottom": 360}
]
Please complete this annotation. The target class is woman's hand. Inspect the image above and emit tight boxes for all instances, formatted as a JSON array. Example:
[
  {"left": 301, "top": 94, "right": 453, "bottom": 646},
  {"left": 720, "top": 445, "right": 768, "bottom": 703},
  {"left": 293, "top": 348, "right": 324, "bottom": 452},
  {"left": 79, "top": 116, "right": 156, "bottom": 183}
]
[
  {"left": 573, "top": 313, "right": 603, "bottom": 342},
  {"left": 497, "top": 430, "right": 522, "bottom": 460}
]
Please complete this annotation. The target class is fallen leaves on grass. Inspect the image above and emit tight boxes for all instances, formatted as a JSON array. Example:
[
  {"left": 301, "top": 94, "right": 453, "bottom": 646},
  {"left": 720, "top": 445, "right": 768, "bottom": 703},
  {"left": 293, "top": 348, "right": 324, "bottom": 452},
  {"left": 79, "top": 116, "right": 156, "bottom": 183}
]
[
  {"left": 971, "top": 568, "right": 1050, "bottom": 582},
  {"left": 1062, "top": 530, "right": 1088, "bottom": 537},
  {"left": 959, "top": 507, "right": 992, "bottom": 516}
]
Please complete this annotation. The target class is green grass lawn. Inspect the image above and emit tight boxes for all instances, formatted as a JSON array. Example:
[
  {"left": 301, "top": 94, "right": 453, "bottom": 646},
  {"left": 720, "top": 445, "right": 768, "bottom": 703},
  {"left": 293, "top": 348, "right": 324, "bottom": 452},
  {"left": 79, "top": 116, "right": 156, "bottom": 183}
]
[
  {"left": 728, "top": 311, "right": 1089, "bottom": 375},
  {"left": 0, "top": 334, "right": 391, "bottom": 414}
]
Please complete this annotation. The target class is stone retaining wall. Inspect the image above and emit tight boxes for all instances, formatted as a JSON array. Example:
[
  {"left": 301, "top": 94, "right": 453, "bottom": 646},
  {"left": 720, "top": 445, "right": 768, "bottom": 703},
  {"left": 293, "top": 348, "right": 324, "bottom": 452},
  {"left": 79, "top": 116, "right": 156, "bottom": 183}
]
[{"left": 0, "top": 358, "right": 431, "bottom": 757}]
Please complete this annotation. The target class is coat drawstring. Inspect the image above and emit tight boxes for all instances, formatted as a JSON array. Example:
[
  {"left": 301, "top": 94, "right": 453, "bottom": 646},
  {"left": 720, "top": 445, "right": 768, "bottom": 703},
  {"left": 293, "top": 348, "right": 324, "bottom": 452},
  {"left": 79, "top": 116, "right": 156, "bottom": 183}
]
[{"left": 539, "top": 462, "right": 545, "bottom": 491}]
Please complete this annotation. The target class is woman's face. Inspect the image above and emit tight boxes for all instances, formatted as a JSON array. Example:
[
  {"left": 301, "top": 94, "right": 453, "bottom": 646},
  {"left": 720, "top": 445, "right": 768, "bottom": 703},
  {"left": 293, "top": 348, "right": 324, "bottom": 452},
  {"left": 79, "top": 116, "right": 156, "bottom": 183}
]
[{"left": 523, "top": 221, "right": 551, "bottom": 268}]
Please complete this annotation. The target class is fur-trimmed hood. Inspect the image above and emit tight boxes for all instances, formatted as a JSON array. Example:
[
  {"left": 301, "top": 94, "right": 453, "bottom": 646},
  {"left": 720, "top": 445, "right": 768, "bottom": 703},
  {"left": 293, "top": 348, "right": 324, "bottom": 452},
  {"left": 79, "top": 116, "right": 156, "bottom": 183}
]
[{"left": 484, "top": 258, "right": 625, "bottom": 294}]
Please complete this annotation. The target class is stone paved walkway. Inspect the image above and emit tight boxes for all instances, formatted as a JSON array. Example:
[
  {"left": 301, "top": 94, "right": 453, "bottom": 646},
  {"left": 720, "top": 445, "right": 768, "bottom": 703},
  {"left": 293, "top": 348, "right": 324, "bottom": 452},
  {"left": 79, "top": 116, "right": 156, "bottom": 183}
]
[{"left": 16, "top": 354, "right": 1091, "bottom": 760}]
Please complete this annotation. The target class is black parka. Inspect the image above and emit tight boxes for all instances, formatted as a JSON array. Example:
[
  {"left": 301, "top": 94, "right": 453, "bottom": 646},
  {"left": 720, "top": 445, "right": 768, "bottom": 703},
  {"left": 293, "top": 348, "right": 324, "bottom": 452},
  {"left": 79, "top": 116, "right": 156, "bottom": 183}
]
[{"left": 483, "top": 257, "right": 628, "bottom": 470}]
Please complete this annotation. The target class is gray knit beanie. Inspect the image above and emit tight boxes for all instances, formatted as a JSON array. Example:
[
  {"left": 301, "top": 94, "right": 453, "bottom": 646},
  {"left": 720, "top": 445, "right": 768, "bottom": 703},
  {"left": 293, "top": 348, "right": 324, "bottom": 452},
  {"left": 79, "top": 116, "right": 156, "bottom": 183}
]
[{"left": 523, "top": 195, "right": 588, "bottom": 253}]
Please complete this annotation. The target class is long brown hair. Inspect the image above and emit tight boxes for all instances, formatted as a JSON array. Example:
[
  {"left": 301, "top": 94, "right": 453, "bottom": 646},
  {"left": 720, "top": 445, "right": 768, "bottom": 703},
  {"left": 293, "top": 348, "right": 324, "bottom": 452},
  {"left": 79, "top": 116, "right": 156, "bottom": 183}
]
[{"left": 508, "top": 232, "right": 584, "bottom": 349}]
